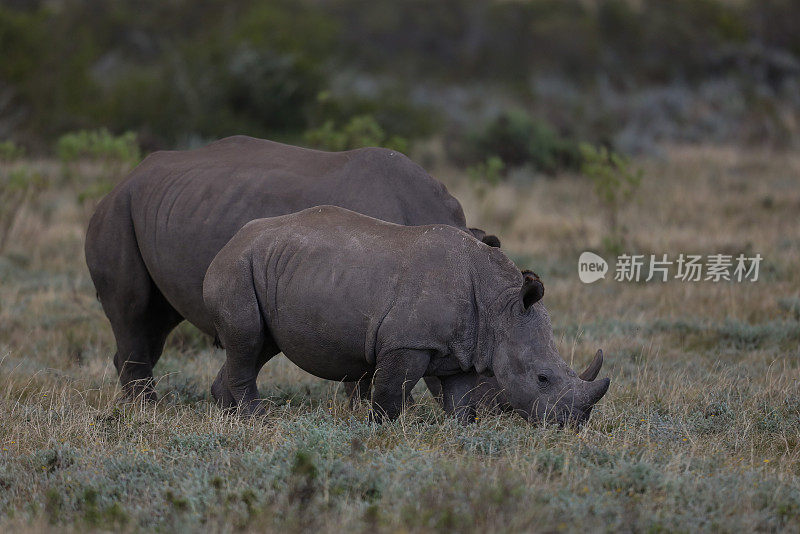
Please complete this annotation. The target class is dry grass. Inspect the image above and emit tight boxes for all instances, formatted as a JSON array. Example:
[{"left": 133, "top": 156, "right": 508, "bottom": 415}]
[{"left": 1, "top": 145, "right": 799, "bottom": 532}]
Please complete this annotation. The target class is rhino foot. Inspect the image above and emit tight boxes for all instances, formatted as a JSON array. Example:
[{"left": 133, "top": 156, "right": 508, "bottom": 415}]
[
  {"left": 346, "top": 377, "right": 418, "bottom": 412},
  {"left": 211, "top": 364, "right": 237, "bottom": 408},
  {"left": 211, "top": 362, "right": 267, "bottom": 417},
  {"left": 440, "top": 372, "right": 479, "bottom": 425},
  {"left": 118, "top": 378, "right": 158, "bottom": 404},
  {"left": 369, "top": 349, "right": 430, "bottom": 422}
]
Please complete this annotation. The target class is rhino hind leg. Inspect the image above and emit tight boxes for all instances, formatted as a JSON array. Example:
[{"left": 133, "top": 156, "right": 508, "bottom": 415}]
[
  {"left": 423, "top": 376, "right": 444, "bottom": 400},
  {"left": 211, "top": 342, "right": 279, "bottom": 415},
  {"left": 205, "top": 259, "right": 280, "bottom": 416},
  {"left": 110, "top": 302, "right": 182, "bottom": 402},
  {"left": 86, "top": 200, "right": 182, "bottom": 402}
]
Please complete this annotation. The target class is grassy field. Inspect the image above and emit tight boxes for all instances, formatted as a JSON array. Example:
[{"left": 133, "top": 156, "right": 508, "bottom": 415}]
[{"left": 1, "top": 145, "right": 799, "bottom": 532}]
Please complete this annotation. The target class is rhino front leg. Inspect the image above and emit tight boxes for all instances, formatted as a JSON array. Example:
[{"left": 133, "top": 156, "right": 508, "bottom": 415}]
[
  {"left": 371, "top": 349, "right": 430, "bottom": 422},
  {"left": 345, "top": 375, "right": 416, "bottom": 410},
  {"left": 440, "top": 371, "right": 478, "bottom": 424}
]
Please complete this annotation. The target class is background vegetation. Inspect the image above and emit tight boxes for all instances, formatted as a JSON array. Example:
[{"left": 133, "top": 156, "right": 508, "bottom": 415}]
[{"left": 2, "top": 0, "right": 800, "bottom": 166}]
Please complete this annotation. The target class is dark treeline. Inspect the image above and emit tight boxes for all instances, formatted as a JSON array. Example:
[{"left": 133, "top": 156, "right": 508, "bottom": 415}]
[{"left": 2, "top": 0, "right": 799, "bottom": 155}]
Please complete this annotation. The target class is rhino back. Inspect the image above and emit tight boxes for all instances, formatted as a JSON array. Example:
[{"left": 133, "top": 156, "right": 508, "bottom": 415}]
[{"left": 103, "top": 136, "right": 467, "bottom": 334}]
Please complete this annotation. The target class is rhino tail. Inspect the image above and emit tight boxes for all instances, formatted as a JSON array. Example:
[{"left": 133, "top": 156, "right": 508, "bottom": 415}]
[{"left": 213, "top": 333, "right": 224, "bottom": 349}]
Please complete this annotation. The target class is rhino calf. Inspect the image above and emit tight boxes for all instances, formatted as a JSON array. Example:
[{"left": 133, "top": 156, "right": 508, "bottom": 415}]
[{"left": 203, "top": 206, "right": 610, "bottom": 424}]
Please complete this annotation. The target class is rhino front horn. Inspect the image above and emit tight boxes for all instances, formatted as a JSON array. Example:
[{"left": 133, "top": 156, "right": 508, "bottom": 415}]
[
  {"left": 587, "top": 377, "right": 611, "bottom": 405},
  {"left": 579, "top": 349, "right": 604, "bottom": 381}
]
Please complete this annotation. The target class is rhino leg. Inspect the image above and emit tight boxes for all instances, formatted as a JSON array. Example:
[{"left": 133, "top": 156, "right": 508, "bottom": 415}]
[
  {"left": 344, "top": 379, "right": 371, "bottom": 409},
  {"left": 86, "top": 201, "right": 182, "bottom": 402},
  {"left": 440, "top": 372, "right": 478, "bottom": 424},
  {"left": 345, "top": 376, "right": 416, "bottom": 410},
  {"left": 205, "top": 259, "right": 280, "bottom": 416},
  {"left": 370, "top": 349, "right": 429, "bottom": 422},
  {"left": 423, "top": 376, "right": 444, "bottom": 400},
  {"left": 110, "top": 307, "right": 182, "bottom": 402},
  {"left": 211, "top": 345, "right": 278, "bottom": 413},
  {"left": 212, "top": 331, "right": 280, "bottom": 416}
]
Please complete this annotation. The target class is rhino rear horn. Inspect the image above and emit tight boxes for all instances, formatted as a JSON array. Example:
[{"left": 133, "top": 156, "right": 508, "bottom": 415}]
[
  {"left": 520, "top": 270, "right": 544, "bottom": 309},
  {"left": 579, "top": 349, "right": 603, "bottom": 381}
]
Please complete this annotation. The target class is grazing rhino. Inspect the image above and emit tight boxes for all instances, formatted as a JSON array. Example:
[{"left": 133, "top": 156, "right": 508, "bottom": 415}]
[
  {"left": 85, "top": 136, "right": 498, "bottom": 400},
  {"left": 203, "top": 206, "right": 610, "bottom": 425}
]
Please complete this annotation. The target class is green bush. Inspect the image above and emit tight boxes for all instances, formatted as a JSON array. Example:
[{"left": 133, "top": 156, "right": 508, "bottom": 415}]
[
  {"left": 304, "top": 115, "right": 409, "bottom": 153},
  {"left": 55, "top": 129, "right": 141, "bottom": 205},
  {"left": 56, "top": 129, "right": 140, "bottom": 166},
  {"left": 466, "top": 156, "right": 505, "bottom": 187},
  {"left": 0, "top": 166, "right": 47, "bottom": 252},
  {"left": 0, "top": 140, "right": 25, "bottom": 161},
  {"left": 459, "top": 111, "right": 582, "bottom": 176},
  {"left": 579, "top": 142, "right": 643, "bottom": 251}
]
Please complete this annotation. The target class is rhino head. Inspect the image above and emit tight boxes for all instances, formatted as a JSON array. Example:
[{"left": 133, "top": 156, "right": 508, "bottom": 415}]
[{"left": 489, "top": 271, "right": 610, "bottom": 426}]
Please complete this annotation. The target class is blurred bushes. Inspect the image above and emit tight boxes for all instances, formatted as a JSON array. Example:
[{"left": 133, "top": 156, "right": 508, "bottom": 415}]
[
  {"left": 0, "top": 140, "right": 25, "bottom": 161},
  {"left": 1, "top": 0, "right": 799, "bottom": 152},
  {"left": 55, "top": 129, "right": 141, "bottom": 204},
  {"left": 56, "top": 129, "right": 140, "bottom": 166},
  {"left": 0, "top": 0, "right": 431, "bottom": 149},
  {"left": 579, "top": 143, "right": 643, "bottom": 252},
  {"left": 466, "top": 156, "right": 504, "bottom": 187},
  {"left": 0, "top": 140, "right": 40, "bottom": 251},
  {"left": 304, "top": 115, "right": 408, "bottom": 153},
  {"left": 0, "top": 163, "right": 47, "bottom": 252},
  {"left": 452, "top": 111, "right": 582, "bottom": 175}
]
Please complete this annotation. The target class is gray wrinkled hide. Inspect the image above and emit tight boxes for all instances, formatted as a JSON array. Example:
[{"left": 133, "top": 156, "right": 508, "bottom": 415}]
[
  {"left": 85, "top": 136, "right": 495, "bottom": 399},
  {"left": 204, "top": 206, "right": 609, "bottom": 424}
]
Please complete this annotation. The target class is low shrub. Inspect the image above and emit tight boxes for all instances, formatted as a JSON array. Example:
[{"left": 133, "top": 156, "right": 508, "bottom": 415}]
[
  {"left": 0, "top": 165, "right": 47, "bottom": 251},
  {"left": 580, "top": 142, "right": 643, "bottom": 252},
  {"left": 0, "top": 140, "right": 25, "bottom": 161},
  {"left": 56, "top": 128, "right": 140, "bottom": 166},
  {"left": 54, "top": 128, "right": 141, "bottom": 206},
  {"left": 454, "top": 110, "right": 582, "bottom": 176},
  {"left": 304, "top": 114, "right": 409, "bottom": 153}
]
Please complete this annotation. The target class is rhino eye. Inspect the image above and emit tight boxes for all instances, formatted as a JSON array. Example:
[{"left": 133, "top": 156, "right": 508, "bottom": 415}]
[{"left": 537, "top": 374, "right": 549, "bottom": 384}]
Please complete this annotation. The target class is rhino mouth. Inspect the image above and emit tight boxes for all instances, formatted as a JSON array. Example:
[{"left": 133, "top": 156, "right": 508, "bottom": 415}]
[
  {"left": 528, "top": 374, "right": 611, "bottom": 427},
  {"left": 560, "top": 407, "right": 592, "bottom": 428},
  {"left": 527, "top": 405, "right": 590, "bottom": 428}
]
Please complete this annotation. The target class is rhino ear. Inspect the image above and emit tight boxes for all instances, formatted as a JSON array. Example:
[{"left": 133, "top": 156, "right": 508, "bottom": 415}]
[
  {"left": 469, "top": 227, "right": 501, "bottom": 248},
  {"left": 520, "top": 270, "right": 544, "bottom": 309},
  {"left": 483, "top": 235, "right": 501, "bottom": 248}
]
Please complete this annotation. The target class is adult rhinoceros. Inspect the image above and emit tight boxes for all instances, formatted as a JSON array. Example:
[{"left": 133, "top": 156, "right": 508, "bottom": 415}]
[
  {"left": 203, "top": 206, "right": 610, "bottom": 424},
  {"left": 85, "top": 136, "right": 499, "bottom": 400}
]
